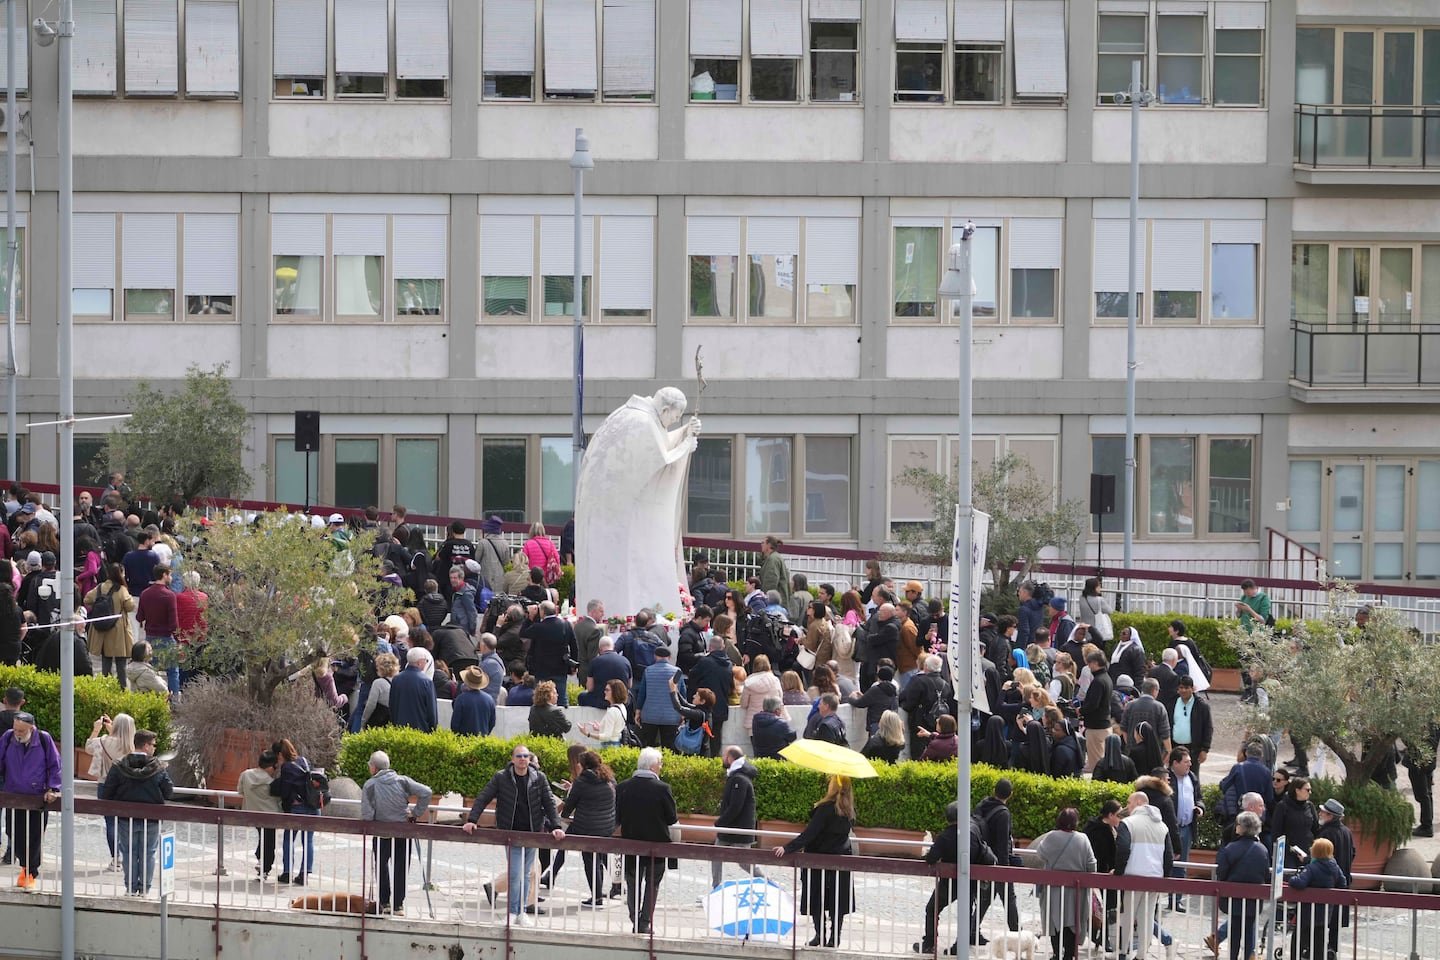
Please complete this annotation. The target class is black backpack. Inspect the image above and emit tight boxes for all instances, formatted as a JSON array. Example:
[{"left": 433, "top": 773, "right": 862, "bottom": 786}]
[
  {"left": 304, "top": 768, "right": 331, "bottom": 810},
  {"left": 88, "top": 584, "right": 116, "bottom": 624},
  {"left": 916, "top": 676, "right": 952, "bottom": 731}
]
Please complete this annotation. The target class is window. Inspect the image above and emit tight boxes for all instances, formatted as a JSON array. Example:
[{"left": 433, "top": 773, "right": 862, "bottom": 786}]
[
  {"left": 691, "top": 0, "right": 861, "bottom": 103},
  {"left": 889, "top": 433, "right": 1058, "bottom": 537},
  {"left": 804, "top": 436, "right": 851, "bottom": 535},
  {"left": 1098, "top": 2, "right": 1266, "bottom": 107},
  {"left": 0, "top": 3, "right": 30, "bottom": 95},
  {"left": 275, "top": 0, "right": 451, "bottom": 100},
  {"left": 0, "top": 223, "right": 28, "bottom": 322},
  {"left": 539, "top": 437, "right": 573, "bottom": 526},
  {"left": 483, "top": 0, "right": 655, "bottom": 102},
  {"left": 689, "top": 214, "right": 858, "bottom": 324},
  {"left": 480, "top": 210, "right": 652, "bottom": 323},
  {"left": 333, "top": 438, "right": 380, "bottom": 508},
  {"left": 1092, "top": 433, "right": 1253, "bottom": 538},
  {"left": 481, "top": 438, "right": 527, "bottom": 522},
  {"left": 272, "top": 208, "right": 448, "bottom": 322},
  {"left": 72, "top": 211, "right": 238, "bottom": 322},
  {"left": 1092, "top": 216, "right": 1261, "bottom": 324},
  {"left": 686, "top": 437, "right": 733, "bottom": 534},
  {"left": 895, "top": 0, "right": 1068, "bottom": 105},
  {"left": 893, "top": 216, "right": 1062, "bottom": 323},
  {"left": 396, "top": 437, "right": 441, "bottom": 514},
  {"left": 274, "top": 437, "right": 320, "bottom": 506},
  {"left": 744, "top": 436, "right": 792, "bottom": 535},
  {"left": 0, "top": 435, "right": 24, "bottom": 480},
  {"left": 1288, "top": 241, "right": 1439, "bottom": 329},
  {"left": 74, "top": 436, "right": 111, "bottom": 487},
  {"left": 70, "top": 0, "right": 240, "bottom": 98}
]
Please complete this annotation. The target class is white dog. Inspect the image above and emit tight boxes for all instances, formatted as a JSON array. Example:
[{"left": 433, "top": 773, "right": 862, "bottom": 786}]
[{"left": 987, "top": 931, "right": 1039, "bottom": 960}]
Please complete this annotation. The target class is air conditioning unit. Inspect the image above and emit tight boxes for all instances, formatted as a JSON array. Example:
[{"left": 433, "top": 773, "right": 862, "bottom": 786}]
[{"left": 0, "top": 107, "right": 30, "bottom": 136}]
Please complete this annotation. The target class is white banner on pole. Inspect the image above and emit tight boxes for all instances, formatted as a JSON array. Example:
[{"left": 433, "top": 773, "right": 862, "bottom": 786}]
[{"left": 948, "top": 506, "right": 991, "bottom": 715}]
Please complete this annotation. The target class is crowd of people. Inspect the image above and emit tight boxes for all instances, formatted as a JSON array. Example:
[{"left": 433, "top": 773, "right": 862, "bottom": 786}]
[{"left": 0, "top": 482, "right": 1416, "bottom": 957}]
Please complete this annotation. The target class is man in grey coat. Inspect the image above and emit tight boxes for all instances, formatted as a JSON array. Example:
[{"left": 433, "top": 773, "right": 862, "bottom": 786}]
[
  {"left": 361, "top": 750, "right": 433, "bottom": 916},
  {"left": 1121, "top": 677, "right": 1173, "bottom": 752}
]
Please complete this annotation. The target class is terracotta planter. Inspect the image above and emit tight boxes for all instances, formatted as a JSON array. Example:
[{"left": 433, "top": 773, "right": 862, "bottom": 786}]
[
  {"left": 1348, "top": 823, "right": 1396, "bottom": 891},
  {"left": 676, "top": 813, "right": 719, "bottom": 845},
  {"left": 851, "top": 825, "right": 927, "bottom": 859},
  {"left": 1184, "top": 846, "right": 1216, "bottom": 879},
  {"left": 75, "top": 747, "right": 97, "bottom": 782},
  {"left": 206, "top": 729, "right": 273, "bottom": 794},
  {"left": 1208, "top": 668, "right": 1242, "bottom": 694}
]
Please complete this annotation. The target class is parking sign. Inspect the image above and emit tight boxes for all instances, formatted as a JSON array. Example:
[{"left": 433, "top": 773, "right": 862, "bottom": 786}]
[{"left": 159, "top": 830, "right": 176, "bottom": 898}]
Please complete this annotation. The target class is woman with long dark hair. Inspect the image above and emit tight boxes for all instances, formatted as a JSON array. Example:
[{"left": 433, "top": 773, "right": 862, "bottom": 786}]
[
  {"left": 84, "top": 564, "right": 136, "bottom": 686},
  {"left": 560, "top": 750, "right": 617, "bottom": 906}
]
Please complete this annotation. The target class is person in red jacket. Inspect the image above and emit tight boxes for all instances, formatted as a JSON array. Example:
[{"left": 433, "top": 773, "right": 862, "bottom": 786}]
[{"left": 135, "top": 565, "right": 180, "bottom": 696}]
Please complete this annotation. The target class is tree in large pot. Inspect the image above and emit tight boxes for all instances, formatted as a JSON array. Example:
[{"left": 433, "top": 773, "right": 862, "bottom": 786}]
[{"left": 1228, "top": 588, "right": 1426, "bottom": 884}]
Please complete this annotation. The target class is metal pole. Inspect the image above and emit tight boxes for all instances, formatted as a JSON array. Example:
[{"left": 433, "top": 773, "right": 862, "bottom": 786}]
[
  {"left": 58, "top": 4, "right": 76, "bottom": 959},
  {"left": 1123, "top": 59, "right": 1141, "bottom": 594},
  {"left": 953, "top": 228, "right": 975, "bottom": 960},
  {"left": 570, "top": 128, "right": 589, "bottom": 507},
  {"left": 4, "top": 0, "right": 17, "bottom": 481}
]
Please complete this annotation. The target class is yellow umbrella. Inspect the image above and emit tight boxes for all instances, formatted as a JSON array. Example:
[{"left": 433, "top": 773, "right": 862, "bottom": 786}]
[{"left": 779, "top": 740, "right": 878, "bottom": 779}]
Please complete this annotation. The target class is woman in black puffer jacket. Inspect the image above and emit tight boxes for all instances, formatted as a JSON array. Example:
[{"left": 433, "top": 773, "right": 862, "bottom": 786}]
[
  {"left": 1270, "top": 776, "right": 1319, "bottom": 868},
  {"left": 561, "top": 750, "right": 617, "bottom": 906}
]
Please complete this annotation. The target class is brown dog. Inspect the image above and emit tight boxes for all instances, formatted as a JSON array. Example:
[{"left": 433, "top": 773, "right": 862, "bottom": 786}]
[{"left": 289, "top": 892, "right": 377, "bottom": 915}]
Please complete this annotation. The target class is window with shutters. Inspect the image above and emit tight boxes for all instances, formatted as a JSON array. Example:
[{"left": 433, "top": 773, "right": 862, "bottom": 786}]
[
  {"left": 0, "top": 3, "right": 30, "bottom": 97},
  {"left": 1096, "top": 1, "right": 1267, "bottom": 107},
  {"left": 67, "top": 0, "right": 239, "bottom": 98},
  {"left": 479, "top": 209, "right": 654, "bottom": 323},
  {"left": 688, "top": 214, "right": 859, "bottom": 324},
  {"left": 891, "top": 216, "right": 1062, "bottom": 323},
  {"left": 482, "top": 0, "right": 655, "bottom": 103},
  {"left": 70, "top": 210, "right": 238, "bottom": 322},
  {"left": 271, "top": 208, "right": 448, "bottom": 322},
  {"left": 274, "top": 0, "right": 451, "bottom": 101},
  {"left": 689, "top": 0, "right": 862, "bottom": 104},
  {"left": 1091, "top": 215, "right": 1262, "bottom": 324},
  {"left": 0, "top": 220, "right": 28, "bottom": 322},
  {"left": 894, "top": 0, "right": 1068, "bottom": 105}
]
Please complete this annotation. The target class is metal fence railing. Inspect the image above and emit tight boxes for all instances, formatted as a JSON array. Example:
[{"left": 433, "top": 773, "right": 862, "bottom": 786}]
[
  {"left": 1294, "top": 103, "right": 1440, "bottom": 169},
  {"left": 10, "top": 792, "right": 1440, "bottom": 960},
  {"left": 1292, "top": 319, "right": 1440, "bottom": 387}
]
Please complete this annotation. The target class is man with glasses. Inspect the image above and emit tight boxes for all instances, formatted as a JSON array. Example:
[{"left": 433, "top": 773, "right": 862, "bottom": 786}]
[{"left": 463, "top": 745, "right": 566, "bottom": 927}]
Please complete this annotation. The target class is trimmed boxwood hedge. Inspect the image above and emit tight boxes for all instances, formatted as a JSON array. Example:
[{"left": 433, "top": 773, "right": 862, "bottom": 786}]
[
  {"left": 338, "top": 727, "right": 1131, "bottom": 836},
  {"left": 0, "top": 664, "right": 172, "bottom": 750},
  {"left": 1110, "top": 613, "right": 1295, "bottom": 670}
]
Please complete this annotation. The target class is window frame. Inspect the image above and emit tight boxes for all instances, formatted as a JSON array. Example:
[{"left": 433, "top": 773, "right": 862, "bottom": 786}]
[
  {"left": 271, "top": 211, "right": 448, "bottom": 324},
  {"left": 890, "top": 215, "right": 1064, "bottom": 325},
  {"left": 886, "top": 432, "right": 1059, "bottom": 539},
  {"left": 1095, "top": 2, "right": 1269, "bottom": 109},
  {"left": 1092, "top": 218, "right": 1263, "bottom": 326},
  {"left": 688, "top": 215, "right": 857, "bottom": 326},
  {"left": 1293, "top": 25, "right": 1438, "bottom": 108},
  {"left": 274, "top": 0, "right": 452, "bottom": 103},
  {"left": 689, "top": 0, "right": 863, "bottom": 105},
  {"left": 0, "top": 222, "right": 30, "bottom": 324},
  {"left": 1288, "top": 240, "right": 1436, "bottom": 332},
  {"left": 70, "top": 0, "right": 244, "bottom": 100},
  {"left": 482, "top": 0, "right": 656, "bottom": 104},
  {"left": 892, "top": 0, "right": 1066, "bottom": 108},
  {"left": 479, "top": 213, "right": 654, "bottom": 325},
  {"left": 1090, "top": 432, "right": 1257, "bottom": 541},
  {"left": 75, "top": 211, "right": 240, "bottom": 324}
]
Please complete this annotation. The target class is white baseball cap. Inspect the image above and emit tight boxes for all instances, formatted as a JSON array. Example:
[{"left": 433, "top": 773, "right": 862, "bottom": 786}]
[{"left": 328, "top": 513, "right": 345, "bottom": 525}]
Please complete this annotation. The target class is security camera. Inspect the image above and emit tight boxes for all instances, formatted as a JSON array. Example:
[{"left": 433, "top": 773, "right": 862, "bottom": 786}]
[{"left": 32, "top": 18, "right": 56, "bottom": 47}]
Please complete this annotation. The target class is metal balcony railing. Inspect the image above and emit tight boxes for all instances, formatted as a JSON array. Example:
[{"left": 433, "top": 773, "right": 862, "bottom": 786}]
[
  {"left": 1294, "top": 103, "right": 1440, "bottom": 168},
  {"left": 1292, "top": 318, "right": 1440, "bottom": 387}
]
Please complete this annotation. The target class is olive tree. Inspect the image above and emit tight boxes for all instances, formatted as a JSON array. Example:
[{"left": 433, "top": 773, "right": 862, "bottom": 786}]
[{"left": 1229, "top": 588, "right": 1440, "bottom": 788}]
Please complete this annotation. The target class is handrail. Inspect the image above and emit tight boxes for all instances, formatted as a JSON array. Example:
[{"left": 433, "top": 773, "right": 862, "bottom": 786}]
[
  {"left": 1291, "top": 318, "right": 1440, "bottom": 387},
  {"left": 1292, "top": 102, "right": 1440, "bottom": 170}
]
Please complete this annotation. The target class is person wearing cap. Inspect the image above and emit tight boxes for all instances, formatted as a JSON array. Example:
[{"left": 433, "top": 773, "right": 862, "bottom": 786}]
[
  {"left": 0, "top": 687, "right": 24, "bottom": 861},
  {"left": 451, "top": 666, "right": 497, "bottom": 736},
  {"left": 326, "top": 514, "right": 352, "bottom": 549},
  {"left": 902, "top": 581, "right": 930, "bottom": 639},
  {"left": 1315, "top": 797, "right": 1355, "bottom": 956},
  {"left": 633, "top": 644, "right": 686, "bottom": 748},
  {"left": 0, "top": 711, "right": 62, "bottom": 889},
  {"left": 1047, "top": 596, "right": 1076, "bottom": 651}
]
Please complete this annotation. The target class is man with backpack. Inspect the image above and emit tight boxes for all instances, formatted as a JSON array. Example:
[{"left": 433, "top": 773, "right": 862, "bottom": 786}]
[
  {"left": 615, "top": 610, "right": 664, "bottom": 677},
  {"left": 1217, "top": 742, "right": 1277, "bottom": 825},
  {"left": 974, "top": 779, "right": 1021, "bottom": 937},
  {"left": 899, "top": 654, "right": 950, "bottom": 760},
  {"left": 913, "top": 800, "right": 996, "bottom": 955},
  {"left": 0, "top": 712, "right": 62, "bottom": 889}
]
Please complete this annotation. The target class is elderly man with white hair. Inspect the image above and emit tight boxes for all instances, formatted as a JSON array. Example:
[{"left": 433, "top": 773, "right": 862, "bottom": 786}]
[
  {"left": 579, "top": 634, "right": 633, "bottom": 708},
  {"left": 387, "top": 646, "right": 438, "bottom": 732},
  {"left": 614, "top": 748, "right": 677, "bottom": 934},
  {"left": 899, "top": 653, "right": 950, "bottom": 759},
  {"left": 361, "top": 751, "right": 433, "bottom": 916}
]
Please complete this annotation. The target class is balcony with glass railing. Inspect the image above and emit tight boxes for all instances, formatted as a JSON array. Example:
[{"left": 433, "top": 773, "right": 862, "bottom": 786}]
[
  {"left": 1292, "top": 316, "right": 1440, "bottom": 389},
  {"left": 1294, "top": 104, "right": 1440, "bottom": 174}
]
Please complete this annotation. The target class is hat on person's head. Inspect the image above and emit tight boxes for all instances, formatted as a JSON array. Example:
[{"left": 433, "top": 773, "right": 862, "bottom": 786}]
[
  {"left": 15, "top": 501, "right": 33, "bottom": 514},
  {"left": 1049, "top": 596, "right": 1067, "bottom": 611},
  {"left": 13, "top": 711, "right": 34, "bottom": 725},
  {"left": 904, "top": 580, "right": 924, "bottom": 595},
  {"left": 1116, "top": 674, "right": 1134, "bottom": 689},
  {"left": 40, "top": 551, "right": 56, "bottom": 567},
  {"left": 979, "top": 612, "right": 995, "bottom": 624},
  {"left": 654, "top": 645, "right": 671, "bottom": 658},
  {"left": 1321, "top": 799, "right": 1345, "bottom": 819},
  {"left": 460, "top": 666, "right": 489, "bottom": 690},
  {"left": 327, "top": 513, "right": 345, "bottom": 526},
  {"left": 481, "top": 515, "right": 504, "bottom": 534},
  {"left": 464, "top": 558, "right": 482, "bottom": 576},
  {"left": 24, "top": 551, "right": 41, "bottom": 568}
]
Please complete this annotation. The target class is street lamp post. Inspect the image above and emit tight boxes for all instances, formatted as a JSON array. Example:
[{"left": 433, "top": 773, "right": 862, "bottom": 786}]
[
  {"left": 4, "top": 0, "right": 17, "bottom": 481},
  {"left": 569, "top": 129, "right": 593, "bottom": 507},
  {"left": 1114, "top": 61, "right": 1153, "bottom": 602},
  {"left": 937, "top": 224, "right": 975, "bottom": 960}
]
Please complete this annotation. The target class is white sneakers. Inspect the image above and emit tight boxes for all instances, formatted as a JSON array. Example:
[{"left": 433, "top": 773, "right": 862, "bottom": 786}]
[{"left": 512, "top": 912, "right": 534, "bottom": 927}]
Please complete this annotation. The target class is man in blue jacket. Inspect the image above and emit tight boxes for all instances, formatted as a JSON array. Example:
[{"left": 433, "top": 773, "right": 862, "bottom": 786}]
[
  {"left": 388, "top": 648, "right": 438, "bottom": 732},
  {"left": 633, "top": 646, "right": 685, "bottom": 749},
  {"left": 1207, "top": 810, "right": 1270, "bottom": 960}
]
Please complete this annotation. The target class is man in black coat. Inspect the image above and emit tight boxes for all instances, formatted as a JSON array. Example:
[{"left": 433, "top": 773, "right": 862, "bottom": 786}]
[
  {"left": 97, "top": 729, "right": 174, "bottom": 895},
  {"left": 1148, "top": 649, "right": 1182, "bottom": 713},
  {"left": 899, "top": 655, "right": 949, "bottom": 759},
  {"left": 1316, "top": 798, "right": 1356, "bottom": 957},
  {"left": 614, "top": 748, "right": 678, "bottom": 934},
  {"left": 431, "top": 623, "right": 478, "bottom": 672},
  {"left": 864, "top": 604, "right": 901, "bottom": 689},
  {"left": 1081, "top": 651, "right": 1115, "bottom": 771},
  {"left": 578, "top": 636, "right": 633, "bottom": 708},
  {"left": 676, "top": 607, "right": 710, "bottom": 675},
  {"left": 687, "top": 635, "right": 734, "bottom": 757},
  {"left": 520, "top": 601, "right": 578, "bottom": 705},
  {"left": 973, "top": 779, "right": 1020, "bottom": 934},
  {"left": 914, "top": 800, "right": 996, "bottom": 954},
  {"left": 711, "top": 746, "right": 761, "bottom": 888},
  {"left": 462, "top": 744, "right": 565, "bottom": 922},
  {"left": 388, "top": 648, "right": 438, "bottom": 732}
]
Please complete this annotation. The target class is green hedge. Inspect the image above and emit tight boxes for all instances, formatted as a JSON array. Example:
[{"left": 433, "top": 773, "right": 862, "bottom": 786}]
[
  {"left": 1195, "top": 777, "right": 1411, "bottom": 851},
  {"left": 1110, "top": 613, "right": 1295, "bottom": 670},
  {"left": 338, "top": 728, "right": 1131, "bottom": 836},
  {"left": 0, "top": 664, "right": 172, "bottom": 751}
]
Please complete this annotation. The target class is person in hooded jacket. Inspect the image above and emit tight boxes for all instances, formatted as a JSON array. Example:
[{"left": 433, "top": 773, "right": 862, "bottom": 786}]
[
  {"left": 1092, "top": 733, "right": 1138, "bottom": 784},
  {"left": 417, "top": 580, "right": 449, "bottom": 633},
  {"left": 1115, "top": 793, "right": 1173, "bottom": 960},
  {"left": 1288, "top": 836, "right": 1347, "bottom": 960},
  {"left": 847, "top": 661, "right": 899, "bottom": 734},
  {"left": 1048, "top": 718, "right": 1084, "bottom": 777},
  {"left": 976, "top": 714, "right": 1011, "bottom": 769},
  {"left": 1135, "top": 770, "right": 1182, "bottom": 858},
  {"left": 1019, "top": 717, "right": 1052, "bottom": 775},
  {"left": 913, "top": 801, "right": 995, "bottom": 955},
  {"left": 974, "top": 778, "right": 1021, "bottom": 937},
  {"left": 712, "top": 746, "right": 764, "bottom": 888},
  {"left": 98, "top": 728, "right": 174, "bottom": 895}
]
